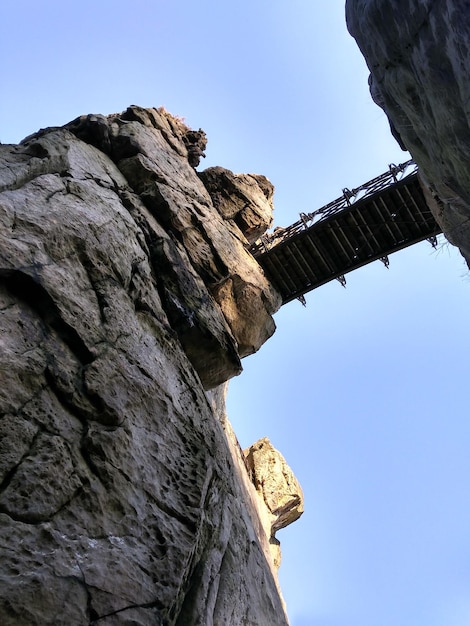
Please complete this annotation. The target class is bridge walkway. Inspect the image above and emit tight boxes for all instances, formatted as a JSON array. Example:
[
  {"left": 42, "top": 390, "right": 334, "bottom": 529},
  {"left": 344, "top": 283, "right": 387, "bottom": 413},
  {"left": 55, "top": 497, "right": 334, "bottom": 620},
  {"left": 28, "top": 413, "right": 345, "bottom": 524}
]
[{"left": 250, "top": 162, "right": 442, "bottom": 305}]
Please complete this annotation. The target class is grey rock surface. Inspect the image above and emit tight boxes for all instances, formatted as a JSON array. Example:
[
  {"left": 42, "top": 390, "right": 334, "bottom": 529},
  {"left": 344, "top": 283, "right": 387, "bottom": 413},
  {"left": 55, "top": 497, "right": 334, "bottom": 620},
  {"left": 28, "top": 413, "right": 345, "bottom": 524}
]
[
  {"left": 346, "top": 0, "right": 470, "bottom": 264},
  {"left": 198, "top": 166, "right": 275, "bottom": 244},
  {"left": 0, "top": 107, "right": 291, "bottom": 625}
]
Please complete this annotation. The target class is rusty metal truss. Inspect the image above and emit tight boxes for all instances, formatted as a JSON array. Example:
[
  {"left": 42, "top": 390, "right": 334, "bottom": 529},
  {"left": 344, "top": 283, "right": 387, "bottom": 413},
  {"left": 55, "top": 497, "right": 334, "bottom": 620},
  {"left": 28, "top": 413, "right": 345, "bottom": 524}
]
[{"left": 251, "top": 161, "right": 442, "bottom": 304}]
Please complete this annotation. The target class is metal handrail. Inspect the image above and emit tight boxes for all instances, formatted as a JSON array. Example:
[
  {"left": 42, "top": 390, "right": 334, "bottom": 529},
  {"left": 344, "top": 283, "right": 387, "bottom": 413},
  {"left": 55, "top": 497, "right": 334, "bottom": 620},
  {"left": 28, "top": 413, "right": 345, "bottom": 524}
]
[{"left": 250, "top": 160, "right": 417, "bottom": 255}]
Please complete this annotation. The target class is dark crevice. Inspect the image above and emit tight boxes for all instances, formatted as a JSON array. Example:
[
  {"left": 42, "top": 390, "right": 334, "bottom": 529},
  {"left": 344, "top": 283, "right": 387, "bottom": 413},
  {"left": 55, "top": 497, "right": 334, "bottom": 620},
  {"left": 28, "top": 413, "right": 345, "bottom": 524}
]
[
  {"left": 63, "top": 566, "right": 100, "bottom": 624},
  {"left": 143, "top": 486, "right": 197, "bottom": 535},
  {"left": 6, "top": 383, "right": 48, "bottom": 422},
  {"left": 64, "top": 114, "right": 115, "bottom": 158},
  {"left": 82, "top": 386, "right": 125, "bottom": 428},
  {"left": 114, "top": 188, "right": 186, "bottom": 338},
  {"left": 135, "top": 363, "right": 155, "bottom": 383},
  {"left": 113, "top": 190, "right": 171, "bottom": 317},
  {"left": 79, "top": 430, "right": 107, "bottom": 484},
  {"left": 44, "top": 361, "right": 120, "bottom": 428},
  {"left": 0, "top": 269, "right": 94, "bottom": 365},
  {"left": 0, "top": 479, "right": 84, "bottom": 526},
  {"left": 49, "top": 480, "right": 86, "bottom": 520},
  {"left": 181, "top": 220, "right": 229, "bottom": 286},
  {"left": 89, "top": 599, "right": 165, "bottom": 625},
  {"left": 23, "top": 141, "right": 50, "bottom": 159},
  {"left": 77, "top": 252, "right": 109, "bottom": 325},
  {"left": 0, "top": 427, "right": 43, "bottom": 494},
  {"left": 0, "top": 170, "right": 61, "bottom": 194},
  {"left": 115, "top": 200, "right": 189, "bottom": 342},
  {"left": 115, "top": 168, "right": 200, "bottom": 275},
  {"left": 43, "top": 367, "right": 88, "bottom": 427},
  {"left": 85, "top": 587, "right": 100, "bottom": 623},
  {"left": 135, "top": 184, "right": 176, "bottom": 231}
]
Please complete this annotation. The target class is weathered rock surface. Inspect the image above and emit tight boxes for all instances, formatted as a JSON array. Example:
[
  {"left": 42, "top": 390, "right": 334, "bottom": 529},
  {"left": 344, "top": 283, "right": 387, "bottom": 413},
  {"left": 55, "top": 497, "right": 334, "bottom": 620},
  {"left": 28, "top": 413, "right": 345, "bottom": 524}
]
[
  {"left": 245, "top": 438, "right": 304, "bottom": 535},
  {"left": 0, "top": 106, "right": 295, "bottom": 625},
  {"left": 198, "top": 167, "right": 275, "bottom": 244},
  {"left": 346, "top": 0, "right": 470, "bottom": 265},
  {"left": 206, "top": 385, "right": 303, "bottom": 610},
  {"left": 244, "top": 438, "right": 304, "bottom": 571}
]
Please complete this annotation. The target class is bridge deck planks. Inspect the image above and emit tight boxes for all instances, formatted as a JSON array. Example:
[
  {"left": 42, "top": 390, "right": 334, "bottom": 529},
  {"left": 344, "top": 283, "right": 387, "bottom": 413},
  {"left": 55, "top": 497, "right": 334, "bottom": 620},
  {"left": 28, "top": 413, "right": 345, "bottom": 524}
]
[{"left": 254, "top": 173, "right": 442, "bottom": 304}]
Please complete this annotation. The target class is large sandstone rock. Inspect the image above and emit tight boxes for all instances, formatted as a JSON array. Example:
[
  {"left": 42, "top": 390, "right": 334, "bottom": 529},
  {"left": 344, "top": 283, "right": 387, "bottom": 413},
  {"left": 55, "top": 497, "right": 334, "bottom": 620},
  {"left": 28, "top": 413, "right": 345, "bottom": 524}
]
[
  {"left": 346, "top": 0, "right": 470, "bottom": 264},
  {"left": 0, "top": 107, "right": 294, "bottom": 625},
  {"left": 244, "top": 438, "right": 304, "bottom": 571},
  {"left": 198, "top": 166, "right": 275, "bottom": 244},
  {"left": 245, "top": 438, "right": 304, "bottom": 535}
]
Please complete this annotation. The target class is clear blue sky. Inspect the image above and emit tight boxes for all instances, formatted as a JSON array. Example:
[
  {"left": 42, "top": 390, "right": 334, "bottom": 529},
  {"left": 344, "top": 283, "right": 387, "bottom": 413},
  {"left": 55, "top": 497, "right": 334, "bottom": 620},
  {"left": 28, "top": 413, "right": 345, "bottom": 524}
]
[{"left": 2, "top": 2, "right": 470, "bottom": 625}]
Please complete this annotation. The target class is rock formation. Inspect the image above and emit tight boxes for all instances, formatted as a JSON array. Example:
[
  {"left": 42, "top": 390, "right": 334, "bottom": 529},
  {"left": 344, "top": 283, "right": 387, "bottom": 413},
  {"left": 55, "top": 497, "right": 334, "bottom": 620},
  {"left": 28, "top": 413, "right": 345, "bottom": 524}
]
[
  {"left": 0, "top": 106, "right": 301, "bottom": 625},
  {"left": 346, "top": 0, "right": 470, "bottom": 265},
  {"left": 244, "top": 438, "right": 304, "bottom": 571}
]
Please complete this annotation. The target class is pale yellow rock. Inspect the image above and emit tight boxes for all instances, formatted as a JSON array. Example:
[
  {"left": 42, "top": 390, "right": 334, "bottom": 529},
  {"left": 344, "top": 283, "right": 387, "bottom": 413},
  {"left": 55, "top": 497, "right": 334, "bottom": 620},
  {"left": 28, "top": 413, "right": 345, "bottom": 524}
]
[{"left": 245, "top": 438, "right": 304, "bottom": 534}]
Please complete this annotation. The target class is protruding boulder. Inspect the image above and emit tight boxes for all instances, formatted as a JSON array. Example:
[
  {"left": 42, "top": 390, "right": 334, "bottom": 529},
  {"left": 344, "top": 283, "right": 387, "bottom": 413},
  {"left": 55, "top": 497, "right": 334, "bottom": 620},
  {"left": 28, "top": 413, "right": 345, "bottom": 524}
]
[
  {"left": 244, "top": 437, "right": 304, "bottom": 567},
  {"left": 199, "top": 166, "right": 275, "bottom": 243}
]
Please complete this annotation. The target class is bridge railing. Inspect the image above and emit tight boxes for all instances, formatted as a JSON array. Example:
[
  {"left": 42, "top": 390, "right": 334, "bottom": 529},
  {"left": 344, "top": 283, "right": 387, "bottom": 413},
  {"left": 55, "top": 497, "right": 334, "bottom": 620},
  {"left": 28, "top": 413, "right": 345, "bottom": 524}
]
[{"left": 250, "top": 159, "right": 417, "bottom": 255}]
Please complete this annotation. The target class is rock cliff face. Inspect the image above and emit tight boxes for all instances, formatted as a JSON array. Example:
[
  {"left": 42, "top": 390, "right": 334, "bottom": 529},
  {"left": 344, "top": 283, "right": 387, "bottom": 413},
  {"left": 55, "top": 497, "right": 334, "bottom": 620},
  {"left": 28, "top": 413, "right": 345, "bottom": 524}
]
[
  {"left": 0, "top": 106, "right": 301, "bottom": 625},
  {"left": 346, "top": 0, "right": 470, "bottom": 265}
]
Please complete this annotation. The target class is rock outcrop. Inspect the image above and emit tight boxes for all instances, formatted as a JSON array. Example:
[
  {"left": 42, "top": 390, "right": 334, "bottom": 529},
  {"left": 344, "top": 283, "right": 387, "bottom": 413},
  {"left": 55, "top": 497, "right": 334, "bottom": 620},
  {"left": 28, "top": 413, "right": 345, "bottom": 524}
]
[
  {"left": 0, "top": 106, "right": 300, "bottom": 625},
  {"left": 244, "top": 438, "right": 304, "bottom": 571},
  {"left": 346, "top": 0, "right": 470, "bottom": 265}
]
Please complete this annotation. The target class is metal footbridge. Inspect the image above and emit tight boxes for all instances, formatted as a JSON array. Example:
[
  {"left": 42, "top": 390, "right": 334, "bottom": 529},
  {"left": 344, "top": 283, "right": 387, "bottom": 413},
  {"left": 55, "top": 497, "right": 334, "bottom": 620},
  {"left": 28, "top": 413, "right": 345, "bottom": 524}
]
[{"left": 250, "top": 160, "right": 442, "bottom": 305}]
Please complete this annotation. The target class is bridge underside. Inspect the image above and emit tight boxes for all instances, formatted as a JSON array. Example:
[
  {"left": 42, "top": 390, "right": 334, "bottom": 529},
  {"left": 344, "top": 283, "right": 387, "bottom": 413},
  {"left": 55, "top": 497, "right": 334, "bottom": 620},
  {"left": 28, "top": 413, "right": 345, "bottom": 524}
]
[{"left": 253, "top": 173, "right": 442, "bottom": 305}]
